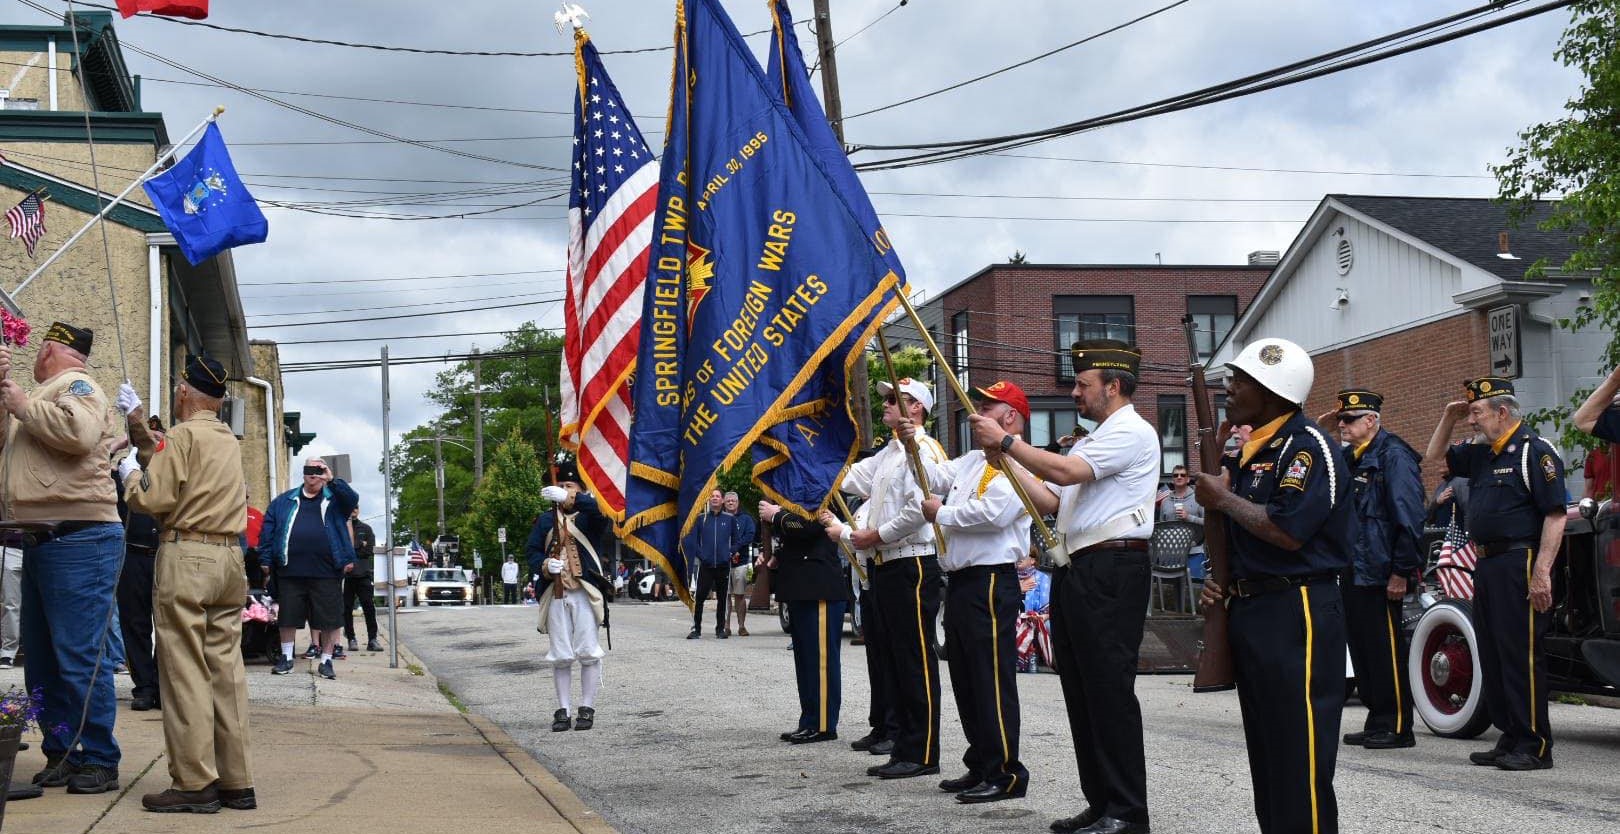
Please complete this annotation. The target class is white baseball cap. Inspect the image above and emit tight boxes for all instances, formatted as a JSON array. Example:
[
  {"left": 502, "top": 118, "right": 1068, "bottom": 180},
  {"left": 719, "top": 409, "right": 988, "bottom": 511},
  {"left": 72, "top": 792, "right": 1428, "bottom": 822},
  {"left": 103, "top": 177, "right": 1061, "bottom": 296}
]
[{"left": 876, "top": 378, "right": 934, "bottom": 412}]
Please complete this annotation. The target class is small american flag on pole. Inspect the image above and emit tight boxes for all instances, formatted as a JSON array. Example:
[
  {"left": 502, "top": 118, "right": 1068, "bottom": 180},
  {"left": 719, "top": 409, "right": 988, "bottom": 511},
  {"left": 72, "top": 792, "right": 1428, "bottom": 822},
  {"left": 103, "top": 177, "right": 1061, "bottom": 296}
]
[
  {"left": 557, "top": 30, "right": 656, "bottom": 520},
  {"left": 1434, "top": 517, "right": 1477, "bottom": 600},
  {"left": 5, "top": 191, "right": 46, "bottom": 258}
]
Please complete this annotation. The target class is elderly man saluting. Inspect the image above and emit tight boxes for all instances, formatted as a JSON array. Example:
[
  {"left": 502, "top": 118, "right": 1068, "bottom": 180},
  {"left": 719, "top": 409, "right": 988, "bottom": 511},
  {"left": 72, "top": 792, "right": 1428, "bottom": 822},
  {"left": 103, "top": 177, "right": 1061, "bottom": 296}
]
[
  {"left": 123, "top": 356, "right": 258, "bottom": 813},
  {"left": 0, "top": 322, "right": 124, "bottom": 795},
  {"left": 258, "top": 456, "right": 357, "bottom": 680}
]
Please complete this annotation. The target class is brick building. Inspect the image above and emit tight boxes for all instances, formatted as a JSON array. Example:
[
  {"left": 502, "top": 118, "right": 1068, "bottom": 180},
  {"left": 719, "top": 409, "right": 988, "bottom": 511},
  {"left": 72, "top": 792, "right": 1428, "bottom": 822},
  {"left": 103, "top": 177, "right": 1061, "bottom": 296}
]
[
  {"left": 894, "top": 262, "right": 1271, "bottom": 476},
  {"left": 1206, "top": 195, "right": 1602, "bottom": 496}
]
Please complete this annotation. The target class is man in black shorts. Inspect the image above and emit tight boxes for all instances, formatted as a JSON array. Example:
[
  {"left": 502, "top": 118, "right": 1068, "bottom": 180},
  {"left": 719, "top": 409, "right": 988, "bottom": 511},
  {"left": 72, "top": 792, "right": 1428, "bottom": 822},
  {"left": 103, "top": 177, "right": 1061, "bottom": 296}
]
[{"left": 258, "top": 457, "right": 358, "bottom": 680}]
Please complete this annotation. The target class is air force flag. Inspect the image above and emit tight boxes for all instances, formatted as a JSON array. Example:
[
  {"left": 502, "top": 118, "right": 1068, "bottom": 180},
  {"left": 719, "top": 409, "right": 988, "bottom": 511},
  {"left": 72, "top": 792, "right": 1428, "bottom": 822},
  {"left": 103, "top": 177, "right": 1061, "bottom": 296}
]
[
  {"left": 143, "top": 122, "right": 268, "bottom": 266},
  {"left": 621, "top": 0, "right": 903, "bottom": 601}
]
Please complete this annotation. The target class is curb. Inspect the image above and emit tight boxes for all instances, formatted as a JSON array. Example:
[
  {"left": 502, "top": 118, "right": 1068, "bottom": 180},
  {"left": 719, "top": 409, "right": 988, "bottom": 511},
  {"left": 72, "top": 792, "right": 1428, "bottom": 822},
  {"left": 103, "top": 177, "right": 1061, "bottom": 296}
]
[{"left": 394, "top": 637, "right": 619, "bottom": 834}]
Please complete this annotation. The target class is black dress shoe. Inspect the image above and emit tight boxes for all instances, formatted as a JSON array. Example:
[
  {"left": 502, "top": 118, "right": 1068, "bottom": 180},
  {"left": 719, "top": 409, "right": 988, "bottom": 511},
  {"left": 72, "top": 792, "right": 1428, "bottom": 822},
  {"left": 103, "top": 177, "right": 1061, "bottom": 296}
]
[
  {"left": 938, "top": 773, "right": 980, "bottom": 793},
  {"left": 875, "top": 760, "right": 940, "bottom": 780},
  {"left": 850, "top": 731, "right": 883, "bottom": 751},
  {"left": 687, "top": 628, "right": 701, "bottom": 639},
  {"left": 868, "top": 739, "right": 895, "bottom": 756},
  {"left": 1362, "top": 731, "right": 1415, "bottom": 749},
  {"left": 1074, "top": 816, "right": 1149, "bottom": 834},
  {"left": 781, "top": 729, "right": 807, "bottom": 741},
  {"left": 1495, "top": 752, "right": 1553, "bottom": 771},
  {"left": 1342, "top": 730, "right": 1369, "bottom": 746},
  {"left": 790, "top": 730, "right": 837, "bottom": 745},
  {"left": 550, "top": 708, "right": 573, "bottom": 732},
  {"left": 1469, "top": 749, "right": 1506, "bottom": 766},
  {"left": 6, "top": 782, "right": 43, "bottom": 802},
  {"left": 132, "top": 694, "right": 161, "bottom": 711},
  {"left": 958, "top": 781, "right": 1026, "bottom": 804},
  {"left": 573, "top": 706, "right": 595, "bottom": 731},
  {"left": 861, "top": 761, "right": 900, "bottom": 780},
  {"left": 1051, "top": 810, "right": 1100, "bottom": 834}
]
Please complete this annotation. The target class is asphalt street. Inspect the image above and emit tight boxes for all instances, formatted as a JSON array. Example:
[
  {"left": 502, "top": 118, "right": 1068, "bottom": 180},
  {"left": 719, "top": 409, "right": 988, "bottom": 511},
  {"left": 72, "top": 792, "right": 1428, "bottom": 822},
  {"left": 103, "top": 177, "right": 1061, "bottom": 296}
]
[{"left": 401, "top": 601, "right": 1620, "bottom": 834}]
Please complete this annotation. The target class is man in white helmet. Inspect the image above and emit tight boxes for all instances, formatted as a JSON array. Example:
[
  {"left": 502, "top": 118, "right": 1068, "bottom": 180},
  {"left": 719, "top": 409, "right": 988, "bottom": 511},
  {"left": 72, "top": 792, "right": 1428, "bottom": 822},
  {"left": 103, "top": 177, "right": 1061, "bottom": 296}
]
[{"left": 1193, "top": 338, "right": 1354, "bottom": 834}]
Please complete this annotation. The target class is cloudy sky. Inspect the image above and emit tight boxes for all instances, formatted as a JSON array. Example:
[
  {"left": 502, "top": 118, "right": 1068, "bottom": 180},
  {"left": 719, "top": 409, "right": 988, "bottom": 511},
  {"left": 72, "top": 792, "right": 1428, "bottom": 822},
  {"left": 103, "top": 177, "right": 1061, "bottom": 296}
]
[{"left": 9, "top": 0, "right": 1580, "bottom": 526}]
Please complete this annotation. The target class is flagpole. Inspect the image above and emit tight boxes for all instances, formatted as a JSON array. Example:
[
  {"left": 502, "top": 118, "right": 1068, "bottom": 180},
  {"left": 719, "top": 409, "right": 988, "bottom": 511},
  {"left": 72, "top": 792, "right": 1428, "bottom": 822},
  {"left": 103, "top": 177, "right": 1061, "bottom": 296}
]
[
  {"left": 874, "top": 327, "right": 948, "bottom": 554},
  {"left": 10, "top": 106, "right": 226, "bottom": 301}
]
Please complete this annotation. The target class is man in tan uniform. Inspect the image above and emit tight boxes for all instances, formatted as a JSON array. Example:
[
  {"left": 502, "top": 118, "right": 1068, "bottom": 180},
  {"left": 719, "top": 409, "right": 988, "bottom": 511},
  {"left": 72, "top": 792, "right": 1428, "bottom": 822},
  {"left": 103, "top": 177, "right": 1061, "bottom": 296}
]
[
  {"left": 124, "top": 356, "right": 255, "bottom": 814},
  {"left": 0, "top": 321, "right": 124, "bottom": 795}
]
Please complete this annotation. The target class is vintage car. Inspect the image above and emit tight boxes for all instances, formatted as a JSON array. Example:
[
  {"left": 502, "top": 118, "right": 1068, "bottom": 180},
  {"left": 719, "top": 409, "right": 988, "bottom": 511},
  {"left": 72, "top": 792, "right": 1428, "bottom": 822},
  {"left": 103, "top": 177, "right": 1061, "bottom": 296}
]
[{"left": 1408, "top": 498, "right": 1618, "bottom": 737}]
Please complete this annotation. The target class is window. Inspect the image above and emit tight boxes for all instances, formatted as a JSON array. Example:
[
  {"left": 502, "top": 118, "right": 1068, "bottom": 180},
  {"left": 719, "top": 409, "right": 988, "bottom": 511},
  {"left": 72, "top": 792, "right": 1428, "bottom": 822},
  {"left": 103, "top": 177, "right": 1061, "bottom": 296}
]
[
  {"left": 1027, "top": 408, "right": 1085, "bottom": 450},
  {"left": 956, "top": 409, "right": 971, "bottom": 456},
  {"left": 1158, "top": 396, "right": 1187, "bottom": 474},
  {"left": 1188, "top": 296, "right": 1238, "bottom": 363},
  {"left": 951, "top": 312, "right": 970, "bottom": 390},
  {"left": 1054, "top": 296, "right": 1134, "bottom": 379}
]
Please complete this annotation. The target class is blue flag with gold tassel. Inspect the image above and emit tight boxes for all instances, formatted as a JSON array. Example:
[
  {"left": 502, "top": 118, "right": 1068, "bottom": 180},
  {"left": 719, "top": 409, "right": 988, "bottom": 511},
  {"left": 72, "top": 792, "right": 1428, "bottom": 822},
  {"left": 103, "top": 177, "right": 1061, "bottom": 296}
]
[{"left": 622, "top": 0, "right": 902, "bottom": 606}]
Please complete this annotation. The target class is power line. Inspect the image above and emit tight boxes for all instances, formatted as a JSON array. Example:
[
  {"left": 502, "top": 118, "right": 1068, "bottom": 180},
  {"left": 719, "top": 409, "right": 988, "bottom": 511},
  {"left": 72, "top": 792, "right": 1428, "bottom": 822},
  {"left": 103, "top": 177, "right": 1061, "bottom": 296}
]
[
  {"left": 982, "top": 151, "right": 1495, "bottom": 180},
  {"left": 274, "top": 327, "right": 561, "bottom": 346},
  {"left": 242, "top": 278, "right": 551, "bottom": 301},
  {"left": 42, "top": 0, "right": 802, "bottom": 57},
  {"left": 850, "top": 0, "right": 1570, "bottom": 171},
  {"left": 846, "top": 0, "right": 1196, "bottom": 120},
  {"left": 248, "top": 298, "right": 561, "bottom": 328},
  {"left": 880, "top": 212, "right": 1304, "bottom": 223},
  {"left": 142, "top": 75, "right": 573, "bottom": 115},
  {"left": 871, "top": 190, "right": 1318, "bottom": 203},
  {"left": 247, "top": 290, "right": 564, "bottom": 319},
  {"left": 238, "top": 268, "right": 561, "bottom": 288}
]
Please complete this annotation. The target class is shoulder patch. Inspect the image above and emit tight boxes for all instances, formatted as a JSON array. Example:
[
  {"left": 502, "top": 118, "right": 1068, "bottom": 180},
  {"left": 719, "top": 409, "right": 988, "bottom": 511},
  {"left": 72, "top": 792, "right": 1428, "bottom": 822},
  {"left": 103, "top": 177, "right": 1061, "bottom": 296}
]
[
  {"left": 1540, "top": 454, "right": 1557, "bottom": 483},
  {"left": 67, "top": 380, "right": 94, "bottom": 397},
  {"left": 1279, "top": 450, "right": 1312, "bottom": 491}
]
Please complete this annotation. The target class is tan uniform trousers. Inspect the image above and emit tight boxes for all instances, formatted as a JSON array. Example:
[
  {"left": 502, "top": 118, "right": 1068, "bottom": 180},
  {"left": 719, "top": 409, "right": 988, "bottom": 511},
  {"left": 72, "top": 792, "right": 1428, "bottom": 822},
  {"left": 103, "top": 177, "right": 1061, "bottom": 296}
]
[{"left": 153, "top": 539, "right": 254, "bottom": 791}]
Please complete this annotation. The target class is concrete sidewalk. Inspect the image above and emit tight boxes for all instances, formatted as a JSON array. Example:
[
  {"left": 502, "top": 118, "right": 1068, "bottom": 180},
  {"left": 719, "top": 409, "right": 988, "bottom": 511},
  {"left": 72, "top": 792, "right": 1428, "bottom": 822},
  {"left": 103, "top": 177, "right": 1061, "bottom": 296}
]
[{"left": 0, "top": 633, "right": 615, "bottom": 833}]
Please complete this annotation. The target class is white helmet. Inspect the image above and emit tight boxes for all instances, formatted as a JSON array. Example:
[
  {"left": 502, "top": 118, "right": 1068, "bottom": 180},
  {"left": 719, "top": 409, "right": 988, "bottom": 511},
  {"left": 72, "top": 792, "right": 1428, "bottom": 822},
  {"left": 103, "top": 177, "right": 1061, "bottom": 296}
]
[{"left": 1227, "top": 338, "right": 1314, "bottom": 405}]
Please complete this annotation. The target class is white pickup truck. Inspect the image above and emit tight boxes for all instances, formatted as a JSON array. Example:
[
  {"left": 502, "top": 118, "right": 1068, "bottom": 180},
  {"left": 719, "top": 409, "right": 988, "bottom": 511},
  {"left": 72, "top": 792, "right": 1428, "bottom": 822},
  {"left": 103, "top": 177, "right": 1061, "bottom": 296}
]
[{"left": 414, "top": 567, "right": 474, "bottom": 606}]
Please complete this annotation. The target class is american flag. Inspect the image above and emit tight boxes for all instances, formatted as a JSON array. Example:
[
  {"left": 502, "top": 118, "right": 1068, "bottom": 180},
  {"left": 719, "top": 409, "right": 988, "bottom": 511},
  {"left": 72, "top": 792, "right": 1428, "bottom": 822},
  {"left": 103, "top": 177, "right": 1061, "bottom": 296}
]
[
  {"left": 5, "top": 192, "right": 46, "bottom": 258},
  {"left": 557, "top": 33, "right": 656, "bottom": 520},
  {"left": 407, "top": 539, "right": 431, "bottom": 565},
  {"left": 1434, "top": 517, "right": 1477, "bottom": 600}
]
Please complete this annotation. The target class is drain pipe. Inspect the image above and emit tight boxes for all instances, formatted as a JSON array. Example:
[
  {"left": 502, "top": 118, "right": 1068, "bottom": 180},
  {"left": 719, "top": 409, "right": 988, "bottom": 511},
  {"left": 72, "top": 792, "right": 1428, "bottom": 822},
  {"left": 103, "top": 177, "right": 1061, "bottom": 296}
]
[{"left": 245, "top": 376, "right": 276, "bottom": 503}]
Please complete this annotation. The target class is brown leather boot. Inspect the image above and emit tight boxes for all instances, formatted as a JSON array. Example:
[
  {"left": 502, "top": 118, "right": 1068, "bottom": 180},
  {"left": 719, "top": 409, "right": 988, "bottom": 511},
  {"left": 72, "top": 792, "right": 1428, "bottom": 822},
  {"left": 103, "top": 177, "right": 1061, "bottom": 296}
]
[{"left": 142, "top": 786, "right": 221, "bottom": 813}]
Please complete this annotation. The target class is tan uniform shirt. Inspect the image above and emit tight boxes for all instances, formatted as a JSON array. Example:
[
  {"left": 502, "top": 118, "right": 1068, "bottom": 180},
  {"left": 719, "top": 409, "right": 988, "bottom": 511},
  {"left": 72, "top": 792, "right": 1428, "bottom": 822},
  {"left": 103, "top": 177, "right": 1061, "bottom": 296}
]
[
  {"left": 0, "top": 368, "right": 119, "bottom": 523},
  {"left": 125, "top": 411, "right": 247, "bottom": 536}
]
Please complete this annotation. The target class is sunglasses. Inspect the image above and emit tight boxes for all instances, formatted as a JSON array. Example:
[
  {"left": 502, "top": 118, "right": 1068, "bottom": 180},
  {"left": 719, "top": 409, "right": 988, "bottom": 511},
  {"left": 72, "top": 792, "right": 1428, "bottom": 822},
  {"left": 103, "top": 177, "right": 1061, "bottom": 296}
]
[
  {"left": 1172, "top": 473, "right": 1188, "bottom": 478},
  {"left": 883, "top": 396, "right": 916, "bottom": 406},
  {"left": 1336, "top": 413, "right": 1369, "bottom": 424}
]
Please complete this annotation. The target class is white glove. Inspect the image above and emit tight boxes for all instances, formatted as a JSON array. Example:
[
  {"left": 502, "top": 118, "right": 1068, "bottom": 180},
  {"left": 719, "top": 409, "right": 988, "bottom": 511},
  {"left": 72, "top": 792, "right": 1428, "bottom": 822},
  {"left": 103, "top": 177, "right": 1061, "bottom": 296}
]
[
  {"left": 541, "top": 485, "right": 569, "bottom": 503},
  {"left": 546, "top": 557, "right": 566, "bottom": 575},
  {"left": 116, "top": 382, "right": 141, "bottom": 416},
  {"left": 117, "top": 451, "right": 140, "bottom": 480}
]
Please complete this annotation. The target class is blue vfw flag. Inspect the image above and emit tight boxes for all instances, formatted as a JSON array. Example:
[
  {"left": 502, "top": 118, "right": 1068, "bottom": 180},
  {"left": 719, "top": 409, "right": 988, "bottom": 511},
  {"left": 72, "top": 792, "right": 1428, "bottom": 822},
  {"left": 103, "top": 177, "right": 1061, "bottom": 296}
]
[
  {"left": 143, "top": 122, "right": 268, "bottom": 266},
  {"left": 621, "top": 0, "right": 902, "bottom": 603}
]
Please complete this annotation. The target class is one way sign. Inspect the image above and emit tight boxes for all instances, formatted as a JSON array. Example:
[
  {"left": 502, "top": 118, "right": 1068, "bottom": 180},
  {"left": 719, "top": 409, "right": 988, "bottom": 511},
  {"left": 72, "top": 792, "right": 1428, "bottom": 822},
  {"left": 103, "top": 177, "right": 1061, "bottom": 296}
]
[{"left": 1488, "top": 305, "right": 1520, "bottom": 379}]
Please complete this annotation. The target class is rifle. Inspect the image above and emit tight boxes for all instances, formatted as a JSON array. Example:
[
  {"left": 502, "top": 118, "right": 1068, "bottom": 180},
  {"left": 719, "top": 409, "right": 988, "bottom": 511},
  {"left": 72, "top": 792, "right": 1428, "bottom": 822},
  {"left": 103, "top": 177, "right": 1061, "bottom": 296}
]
[{"left": 1183, "top": 315, "right": 1236, "bottom": 692}]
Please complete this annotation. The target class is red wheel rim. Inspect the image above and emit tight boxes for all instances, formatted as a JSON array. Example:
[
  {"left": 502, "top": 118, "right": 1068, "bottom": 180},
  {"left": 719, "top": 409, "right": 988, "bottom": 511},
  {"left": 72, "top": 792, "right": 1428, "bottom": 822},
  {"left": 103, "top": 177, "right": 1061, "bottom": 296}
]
[{"left": 1420, "top": 622, "right": 1472, "bottom": 715}]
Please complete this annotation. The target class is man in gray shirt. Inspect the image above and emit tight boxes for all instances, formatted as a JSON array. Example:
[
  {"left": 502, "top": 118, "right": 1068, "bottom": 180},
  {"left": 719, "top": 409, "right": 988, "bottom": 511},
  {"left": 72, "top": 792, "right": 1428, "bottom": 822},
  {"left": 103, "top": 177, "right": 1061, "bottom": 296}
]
[{"left": 1157, "top": 465, "right": 1204, "bottom": 524}]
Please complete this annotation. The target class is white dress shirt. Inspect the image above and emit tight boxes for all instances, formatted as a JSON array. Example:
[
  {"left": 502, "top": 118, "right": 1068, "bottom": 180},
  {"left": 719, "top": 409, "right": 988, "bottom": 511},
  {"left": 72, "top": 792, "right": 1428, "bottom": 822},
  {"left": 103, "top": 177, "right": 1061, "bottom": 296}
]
[
  {"left": 1047, "top": 404, "right": 1161, "bottom": 542},
  {"left": 922, "top": 449, "right": 1031, "bottom": 571},
  {"left": 840, "top": 428, "right": 946, "bottom": 559}
]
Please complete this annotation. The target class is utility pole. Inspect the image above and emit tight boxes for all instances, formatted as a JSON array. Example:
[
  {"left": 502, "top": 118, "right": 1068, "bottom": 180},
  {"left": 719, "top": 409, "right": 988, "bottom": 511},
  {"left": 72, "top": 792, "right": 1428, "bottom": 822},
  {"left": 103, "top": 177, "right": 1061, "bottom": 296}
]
[
  {"left": 434, "top": 433, "right": 446, "bottom": 540},
  {"left": 381, "top": 346, "right": 399, "bottom": 668},
  {"left": 811, "top": 0, "right": 873, "bottom": 449},
  {"left": 472, "top": 348, "right": 484, "bottom": 485}
]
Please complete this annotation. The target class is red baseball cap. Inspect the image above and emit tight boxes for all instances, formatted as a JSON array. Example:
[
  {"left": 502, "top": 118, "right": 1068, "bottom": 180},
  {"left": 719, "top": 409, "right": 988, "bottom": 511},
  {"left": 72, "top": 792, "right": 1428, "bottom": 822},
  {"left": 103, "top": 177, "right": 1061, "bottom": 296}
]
[{"left": 973, "top": 380, "right": 1030, "bottom": 422}]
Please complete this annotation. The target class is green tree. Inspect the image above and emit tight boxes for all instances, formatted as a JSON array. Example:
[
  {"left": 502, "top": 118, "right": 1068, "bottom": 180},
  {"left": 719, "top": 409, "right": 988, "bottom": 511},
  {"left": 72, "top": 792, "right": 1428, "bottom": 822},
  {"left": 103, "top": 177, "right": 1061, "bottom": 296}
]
[
  {"left": 386, "top": 324, "right": 565, "bottom": 547},
  {"left": 1493, "top": 0, "right": 1620, "bottom": 453},
  {"left": 462, "top": 428, "right": 546, "bottom": 579}
]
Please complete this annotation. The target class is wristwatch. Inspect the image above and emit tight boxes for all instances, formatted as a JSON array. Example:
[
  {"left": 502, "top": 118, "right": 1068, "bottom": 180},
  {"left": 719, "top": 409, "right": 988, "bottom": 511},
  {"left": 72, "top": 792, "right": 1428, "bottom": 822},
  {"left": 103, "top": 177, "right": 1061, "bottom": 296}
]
[{"left": 999, "top": 434, "right": 1017, "bottom": 453}]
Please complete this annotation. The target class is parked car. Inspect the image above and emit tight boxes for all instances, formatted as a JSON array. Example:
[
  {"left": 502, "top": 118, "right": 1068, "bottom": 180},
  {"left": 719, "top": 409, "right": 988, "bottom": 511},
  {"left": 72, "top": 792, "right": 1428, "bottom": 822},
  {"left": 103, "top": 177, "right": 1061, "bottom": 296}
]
[
  {"left": 415, "top": 567, "right": 474, "bottom": 606},
  {"left": 1408, "top": 498, "right": 1617, "bottom": 738}
]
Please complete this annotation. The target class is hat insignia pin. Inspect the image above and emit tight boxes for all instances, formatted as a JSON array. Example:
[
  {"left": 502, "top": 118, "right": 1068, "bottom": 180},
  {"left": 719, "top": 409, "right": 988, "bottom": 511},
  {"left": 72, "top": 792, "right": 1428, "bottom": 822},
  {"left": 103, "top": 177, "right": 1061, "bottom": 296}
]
[
  {"left": 1348, "top": 394, "right": 1360, "bottom": 405},
  {"left": 1259, "top": 344, "right": 1284, "bottom": 365}
]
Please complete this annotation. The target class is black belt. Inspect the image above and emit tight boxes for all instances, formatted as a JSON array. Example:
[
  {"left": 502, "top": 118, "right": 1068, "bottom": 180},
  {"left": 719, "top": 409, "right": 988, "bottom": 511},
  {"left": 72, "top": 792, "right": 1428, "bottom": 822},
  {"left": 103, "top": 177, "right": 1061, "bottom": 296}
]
[
  {"left": 946, "top": 563, "right": 1016, "bottom": 579},
  {"left": 1069, "top": 539, "right": 1150, "bottom": 559},
  {"left": 22, "top": 520, "right": 102, "bottom": 546},
  {"left": 1230, "top": 573, "right": 1337, "bottom": 599},
  {"left": 1478, "top": 540, "right": 1537, "bottom": 557}
]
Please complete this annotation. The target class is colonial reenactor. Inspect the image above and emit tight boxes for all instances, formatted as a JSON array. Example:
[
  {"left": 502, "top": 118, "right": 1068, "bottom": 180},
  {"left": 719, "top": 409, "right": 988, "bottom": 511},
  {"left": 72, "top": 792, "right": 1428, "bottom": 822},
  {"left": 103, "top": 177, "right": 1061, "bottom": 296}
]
[
  {"left": 1194, "top": 337, "right": 1353, "bottom": 834},
  {"left": 1425, "top": 378, "right": 1566, "bottom": 771},
  {"left": 0, "top": 322, "right": 125, "bottom": 795},
  {"left": 762, "top": 500, "right": 845, "bottom": 744},
  {"left": 124, "top": 356, "right": 257, "bottom": 813},
  {"left": 1574, "top": 364, "right": 1620, "bottom": 444},
  {"left": 972, "top": 342, "right": 1159, "bottom": 834},
  {"left": 835, "top": 377, "right": 945, "bottom": 779},
  {"left": 1325, "top": 390, "right": 1424, "bottom": 750},
  {"left": 906, "top": 380, "right": 1032, "bottom": 804},
  {"left": 528, "top": 462, "right": 614, "bottom": 733}
]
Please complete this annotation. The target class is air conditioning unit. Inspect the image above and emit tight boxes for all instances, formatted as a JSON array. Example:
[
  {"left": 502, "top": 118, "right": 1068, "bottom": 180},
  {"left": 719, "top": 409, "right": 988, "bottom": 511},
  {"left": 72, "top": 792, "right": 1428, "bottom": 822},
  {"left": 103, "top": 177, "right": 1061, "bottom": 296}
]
[{"left": 219, "top": 397, "right": 246, "bottom": 438}]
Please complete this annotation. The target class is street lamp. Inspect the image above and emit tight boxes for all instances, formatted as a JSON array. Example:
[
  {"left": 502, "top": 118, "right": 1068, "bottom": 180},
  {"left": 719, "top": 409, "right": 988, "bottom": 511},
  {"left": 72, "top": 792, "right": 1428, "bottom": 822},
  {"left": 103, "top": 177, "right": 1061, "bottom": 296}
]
[{"left": 394, "top": 434, "right": 474, "bottom": 543}]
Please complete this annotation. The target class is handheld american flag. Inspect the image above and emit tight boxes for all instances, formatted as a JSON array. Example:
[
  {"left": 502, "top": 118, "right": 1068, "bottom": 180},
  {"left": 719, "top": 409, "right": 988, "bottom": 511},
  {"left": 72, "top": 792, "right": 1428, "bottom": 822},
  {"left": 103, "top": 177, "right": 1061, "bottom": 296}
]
[
  {"left": 557, "top": 29, "right": 656, "bottom": 521},
  {"left": 1434, "top": 517, "right": 1477, "bottom": 600},
  {"left": 5, "top": 191, "right": 46, "bottom": 258}
]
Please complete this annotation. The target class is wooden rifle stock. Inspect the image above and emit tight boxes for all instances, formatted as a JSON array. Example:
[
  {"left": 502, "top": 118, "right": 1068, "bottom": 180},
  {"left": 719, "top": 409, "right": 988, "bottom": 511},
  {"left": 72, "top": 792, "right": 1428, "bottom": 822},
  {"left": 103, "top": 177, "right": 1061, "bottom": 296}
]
[{"left": 1183, "top": 315, "right": 1236, "bottom": 693}]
